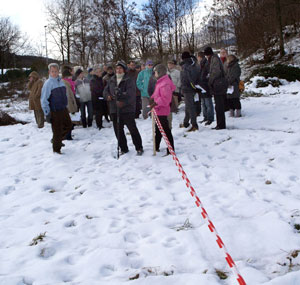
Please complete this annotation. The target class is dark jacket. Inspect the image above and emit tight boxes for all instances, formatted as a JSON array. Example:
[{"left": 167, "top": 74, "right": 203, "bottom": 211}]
[
  {"left": 127, "top": 69, "right": 141, "bottom": 97},
  {"left": 199, "top": 57, "right": 211, "bottom": 98},
  {"left": 148, "top": 75, "right": 157, "bottom": 97},
  {"left": 103, "top": 73, "right": 136, "bottom": 114},
  {"left": 90, "top": 75, "right": 105, "bottom": 111},
  {"left": 208, "top": 54, "right": 228, "bottom": 96},
  {"left": 180, "top": 57, "right": 200, "bottom": 94},
  {"left": 226, "top": 58, "right": 241, "bottom": 99}
]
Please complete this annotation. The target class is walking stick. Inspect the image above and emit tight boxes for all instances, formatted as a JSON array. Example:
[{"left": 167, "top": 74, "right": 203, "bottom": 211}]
[
  {"left": 152, "top": 111, "right": 156, "bottom": 156},
  {"left": 117, "top": 105, "right": 120, "bottom": 159}
]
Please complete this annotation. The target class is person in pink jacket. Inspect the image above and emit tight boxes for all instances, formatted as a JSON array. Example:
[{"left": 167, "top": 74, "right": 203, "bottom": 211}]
[{"left": 150, "top": 64, "right": 176, "bottom": 155}]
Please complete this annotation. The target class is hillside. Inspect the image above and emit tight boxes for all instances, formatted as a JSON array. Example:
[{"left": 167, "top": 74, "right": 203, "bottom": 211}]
[{"left": 1, "top": 77, "right": 300, "bottom": 284}]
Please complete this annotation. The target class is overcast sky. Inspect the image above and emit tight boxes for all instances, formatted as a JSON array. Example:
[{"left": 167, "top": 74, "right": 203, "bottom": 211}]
[
  {"left": 0, "top": 0, "right": 147, "bottom": 58},
  {"left": 0, "top": 0, "right": 210, "bottom": 59}
]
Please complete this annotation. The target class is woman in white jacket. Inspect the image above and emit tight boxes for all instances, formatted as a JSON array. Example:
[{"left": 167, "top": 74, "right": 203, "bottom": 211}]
[{"left": 75, "top": 69, "right": 93, "bottom": 128}]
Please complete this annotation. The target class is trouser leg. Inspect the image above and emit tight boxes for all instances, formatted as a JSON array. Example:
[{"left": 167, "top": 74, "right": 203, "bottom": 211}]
[
  {"left": 214, "top": 95, "right": 226, "bottom": 129},
  {"left": 123, "top": 113, "right": 143, "bottom": 151},
  {"left": 34, "top": 109, "right": 45, "bottom": 128},
  {"left": 156, "top": 116, "right": 174, "bottom": 153},
  {"left": 80, "top": 102, "right": 87, "bottom": 127},
  {"left": 141, "top": 97, "right": 150, "bottom": 119},
  {"left": 51, "top": 110, "right": 63, "bottom": 152},
  {"left": 87, "top": 101, "right": 93, "bottom": 126},
  {"left": 183, "top": 93, "right": 198, "bottom": 128},
  {"left": 167, "top": 113, "right": 172, "bottom": 129}
]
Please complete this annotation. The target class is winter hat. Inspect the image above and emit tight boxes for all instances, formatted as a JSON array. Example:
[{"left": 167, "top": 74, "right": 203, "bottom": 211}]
[
  {"left": 116, "top": 61, "right": 127, "bottom": 72},
  {"left": 146, "top": 60, "right": 153, "bottom": 66},
  {"left": 88, "top": 68, "right": 93, "bottom": 73},
  {"left": 168, "top": 59, "right": 177, "bottom": 65},
  {"left": 75, "top": 68, "right": 83, "bottom": 79},
  {"left": 181, "top": 51, "right": 191, "bottom": 60},
  {"left": 204, "top": 47, "right": 214, "bottom": 56},
  {"left": 154, "top": 64, "right": 167, "bottom": 79}
]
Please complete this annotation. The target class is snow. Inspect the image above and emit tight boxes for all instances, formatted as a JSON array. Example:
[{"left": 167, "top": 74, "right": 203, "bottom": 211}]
[{"left": 1, "top": 81, "right": 300, "bottom": 284}]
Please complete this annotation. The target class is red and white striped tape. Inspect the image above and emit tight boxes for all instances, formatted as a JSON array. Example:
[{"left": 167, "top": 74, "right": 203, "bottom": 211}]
[{"left": 152, "top": 109, "right": 246, "bottom": 285}]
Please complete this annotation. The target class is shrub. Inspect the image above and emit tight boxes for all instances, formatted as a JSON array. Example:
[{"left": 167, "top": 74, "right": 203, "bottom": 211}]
[
  {"left": 251, "top": 64, "right": 300, "bottom": 82},
  {"left": 0, "top": 74, "right": 8, "bottom": 83},
  {"left": 256, "top": 79, "right": 281, "bottom": 88}
]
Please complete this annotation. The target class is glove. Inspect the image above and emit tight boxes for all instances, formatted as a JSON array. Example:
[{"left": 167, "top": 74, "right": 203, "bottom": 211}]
[
  {"left": 46, "top": 113, "right": 51, "bottom": 123},
  {"left": 116, "top": 101, "right": 125, "bottom": 108},
  {"left": 149, "top": 98, "right": 154, "bottom": 105},
  {"left": 149, "top": 101, "right": 157, "bottom": 110}
]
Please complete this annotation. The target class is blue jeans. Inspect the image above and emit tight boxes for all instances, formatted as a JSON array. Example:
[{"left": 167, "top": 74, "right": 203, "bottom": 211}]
[
  {"left": 80, "top": 100, "right": 93, "bottom": 127},
  {"left": 201, "top": 97, "right": 214, "bottom": 122}
]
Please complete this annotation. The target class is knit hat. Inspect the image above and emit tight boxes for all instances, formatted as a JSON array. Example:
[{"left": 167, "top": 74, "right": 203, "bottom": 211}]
[
  {"left": 75, "top": 68, "right": 83, "bottom": 79},
  {"left": 116, "top": 61, "right": 127, "bottom": 72},
  {"left": 154, "top": 64, "right": 167, "bottom": 79},
  {"left": 181, "top": 51, "right": 191, "bottom": 60},
  {"left": 204, "top": 47, "right": 214, "bottom": 56},
  {"left": 146, "top": 60, "right": 153, "bottom": 66}
]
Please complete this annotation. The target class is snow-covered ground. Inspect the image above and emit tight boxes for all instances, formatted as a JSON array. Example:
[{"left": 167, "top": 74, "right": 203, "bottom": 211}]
[{"left": 1, "top": 81, "right": 300, "bottom": 285}]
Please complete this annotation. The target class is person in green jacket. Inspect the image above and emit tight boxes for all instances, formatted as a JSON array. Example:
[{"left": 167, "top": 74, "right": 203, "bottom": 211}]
[{"left": 136, "top": 60, "right": 153, "bottom": 119}]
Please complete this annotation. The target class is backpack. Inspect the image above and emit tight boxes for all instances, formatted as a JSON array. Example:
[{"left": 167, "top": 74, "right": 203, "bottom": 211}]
[{"left": 239, "top": 80, "right": 245, "bottom": 92}]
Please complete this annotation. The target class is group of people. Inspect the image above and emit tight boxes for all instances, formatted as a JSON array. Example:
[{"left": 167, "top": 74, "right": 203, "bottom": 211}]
[{"left": 27, "top": 46, "right": 242, "bottom": 155}]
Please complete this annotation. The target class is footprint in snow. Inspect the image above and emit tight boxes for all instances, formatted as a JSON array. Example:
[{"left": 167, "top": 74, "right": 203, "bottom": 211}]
[
  {"left": 64, "top": 220, "right": 77, "bottom": 228},
  {"left": 289, "top": 175, "right": 299, "bottom": 182},
  {"left": 163, "top": 237, "right": 180, "bottom": 248},
  {"left": 124, "top": 232, "right": 140, "bottom": 243},
  {"left": 99, "top": 265, "right": 115, "bottom": 277},
  {"left": 2, "top": 185, "right": 15, "bottom": 195}
]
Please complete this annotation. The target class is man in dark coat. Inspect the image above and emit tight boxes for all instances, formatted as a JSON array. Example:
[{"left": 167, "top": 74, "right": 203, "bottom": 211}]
[
  {"left": 103, "top": 61, "right": 144, "bottom": 156},
  {"left": 127, "top": 61, "right": 142, "bottom": 119},
  {"left": 180, "top": 51, "right": 200, "bottom": 132},
  {"left": 90, "top": 66, "right": 106, "bottom": 129},
  {"left": 197, "top": 52, "right": 214, "bottom": 125},
  {"left": 204, "top": 46, "right": 228, "bottom": 130}
]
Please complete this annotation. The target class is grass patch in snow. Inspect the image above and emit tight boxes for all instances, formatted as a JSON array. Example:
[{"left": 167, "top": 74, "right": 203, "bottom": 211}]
[
  {"left": 129, "top": 266, "right": 175, "bottom": 280},
  {"left": 241, "top": 91, "right": 264, "bottom": 98},
  {"left": 215, "top": 269, "right": 228, "bottom": 280},
  {"left": 29, "top": 232, "right": 46, "bottom": 246},
  {"left": 294, "top": 224, "right": 300, "bottom": 231},
  {"left": 172, "top": 218, "right": 193, "bottom": 231}
]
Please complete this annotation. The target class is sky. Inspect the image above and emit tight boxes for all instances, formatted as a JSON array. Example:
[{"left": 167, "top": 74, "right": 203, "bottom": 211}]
[
  {"left": 0, "top": 0, "right": 210, "bottom": 59},
  {"left": 0, "top": 0, "right": 146, "bottom": 59},
  {"left": 0, "top": 0, "right": 47, "bottom": 55}
]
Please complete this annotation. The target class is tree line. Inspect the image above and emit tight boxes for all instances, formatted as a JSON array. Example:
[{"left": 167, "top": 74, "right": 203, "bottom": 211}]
[{"left": 1, "top": 0, "right": 300, "bottom": 73}]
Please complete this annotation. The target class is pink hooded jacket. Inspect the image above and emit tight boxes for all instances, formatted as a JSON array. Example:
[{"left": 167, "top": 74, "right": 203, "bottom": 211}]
[
  {"left": 64, "top": 77, "right": 76, "bottom": 95},
  {"left": 151, "top": 74, "right": 176, "bottom": 116}
]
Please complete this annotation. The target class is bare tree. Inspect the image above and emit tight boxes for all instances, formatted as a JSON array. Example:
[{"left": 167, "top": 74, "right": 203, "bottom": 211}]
[
  {"left": 143, "top": 0, "right": 168, "bottom": 60},
  {"left": 0, "top": 17, "right": 28, "bottom": 74}
]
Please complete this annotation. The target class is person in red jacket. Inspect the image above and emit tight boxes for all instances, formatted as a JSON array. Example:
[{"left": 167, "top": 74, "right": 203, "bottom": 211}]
[{"left": 150, "top": 64, "right": 176, "bottom": 155}]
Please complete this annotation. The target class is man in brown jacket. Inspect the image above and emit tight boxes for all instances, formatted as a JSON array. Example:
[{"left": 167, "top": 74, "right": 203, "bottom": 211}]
[{"left": 28, "top": 71, "right": 44, "bottom": 128}]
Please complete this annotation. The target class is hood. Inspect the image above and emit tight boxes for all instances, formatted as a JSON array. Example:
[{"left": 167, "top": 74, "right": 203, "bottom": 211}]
[
  {"left": 29, "top": 71, "right": 40, "bottom": 80},
  {"left": 180, "top": 57, "right": 195, "bottom": 67}
]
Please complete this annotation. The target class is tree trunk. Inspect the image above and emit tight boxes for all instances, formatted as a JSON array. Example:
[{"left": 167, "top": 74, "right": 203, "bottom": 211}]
[{"left": 275, "top": 0, "right": 285, "bottom": 57}]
